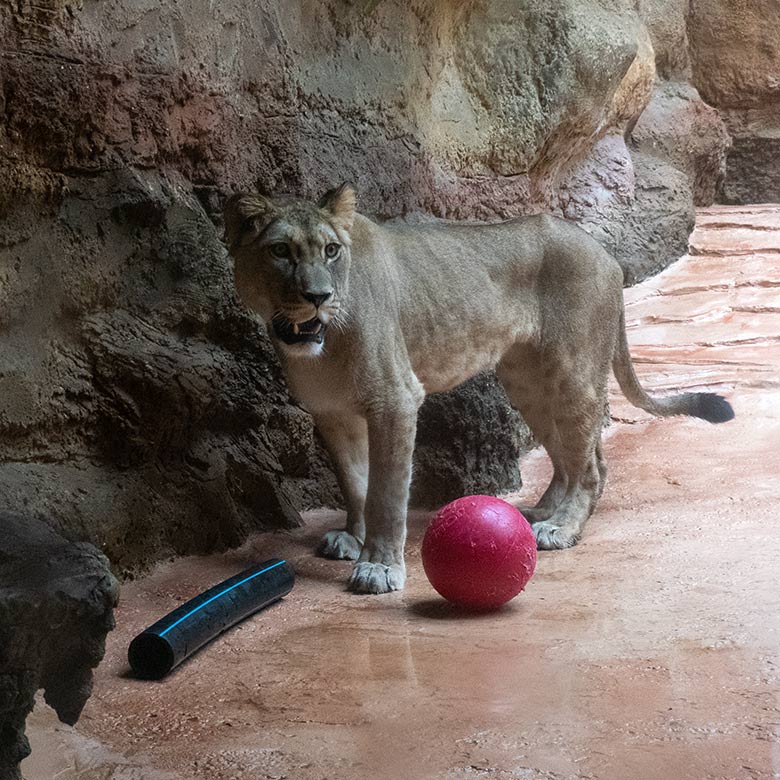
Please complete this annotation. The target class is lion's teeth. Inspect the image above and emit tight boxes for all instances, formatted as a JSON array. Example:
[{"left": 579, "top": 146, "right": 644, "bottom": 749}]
[
  {"left": 293, "top": 323, "right": 299, "bottom": 335},
  {"left": 313, "top": 322, "right": 322, "bottom": 333}
]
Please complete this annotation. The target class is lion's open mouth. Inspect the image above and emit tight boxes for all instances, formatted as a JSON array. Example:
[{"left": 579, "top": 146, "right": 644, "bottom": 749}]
[{"left": 272, "top": 315, "right": 326, "bottom": 345}]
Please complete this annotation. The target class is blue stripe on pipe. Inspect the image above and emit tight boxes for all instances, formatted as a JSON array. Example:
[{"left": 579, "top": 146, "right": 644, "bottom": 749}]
[{"left": 159, "top": 559, "right": 287, "bottom": 637}]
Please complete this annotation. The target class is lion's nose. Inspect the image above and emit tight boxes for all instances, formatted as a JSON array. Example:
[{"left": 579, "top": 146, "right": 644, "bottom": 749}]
[{"left": 301, "top": 291, "right": 333, "bottom": 307}]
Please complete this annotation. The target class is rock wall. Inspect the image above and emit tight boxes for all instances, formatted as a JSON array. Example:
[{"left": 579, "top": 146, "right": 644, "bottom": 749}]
[
  {"left": 0, "top": 166, "right": 341, "bottom": 572},
  {"left": 0, "top": 0, "right": 743, "bottom": 567},
  {"left": 689, "top": 0, "right": 780, "bottom": 203}
]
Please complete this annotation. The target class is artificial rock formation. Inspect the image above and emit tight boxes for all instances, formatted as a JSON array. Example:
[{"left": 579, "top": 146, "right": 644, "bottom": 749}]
[
  {"left": 0, "top": 0, "right": 743, "bottom": 565},
  {"left": 0, "top": 168, "right": 340, "bottom": 572},
  {"left": 689, "top": 0, "right": 780, "bottom": 203},
  {"left": 412, "top": 373, "right": 526, "bottom": 508},
  {"left": 0, "top": 512, "right": 118, "bottom": 780}
]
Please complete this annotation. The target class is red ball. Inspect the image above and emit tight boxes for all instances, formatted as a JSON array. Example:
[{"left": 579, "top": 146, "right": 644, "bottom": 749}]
[{"left": 421, "top": 496, "right": 537, "bottom": 609}]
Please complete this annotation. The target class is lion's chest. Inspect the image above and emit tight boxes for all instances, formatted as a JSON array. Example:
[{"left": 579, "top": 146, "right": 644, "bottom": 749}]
[{"left": 282, "top": 354, "right": 359, "bottom": 417}]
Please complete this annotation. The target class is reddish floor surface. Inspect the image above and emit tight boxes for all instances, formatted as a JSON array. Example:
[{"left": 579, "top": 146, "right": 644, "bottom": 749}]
[{"left": 24, "top": 206, "right": 780, "bottom": 780}]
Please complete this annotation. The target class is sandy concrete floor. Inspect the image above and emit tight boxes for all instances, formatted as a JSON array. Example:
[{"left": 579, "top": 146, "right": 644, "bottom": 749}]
[{"left": 24, "top": 205, "right": 780, "bottom": 780}]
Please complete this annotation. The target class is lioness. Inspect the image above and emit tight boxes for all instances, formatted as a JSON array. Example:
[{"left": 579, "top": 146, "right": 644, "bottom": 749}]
[{"left": 224, "top": 184, "right": 734, "bottom": 594}]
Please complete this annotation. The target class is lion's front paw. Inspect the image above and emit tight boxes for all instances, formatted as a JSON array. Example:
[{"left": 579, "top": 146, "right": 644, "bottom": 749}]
[
  {"left": 533, "top": 521, "right": 580, "bottom": 550},
  {"left": 319, "top": 529, "right": 363, "bottom": 560},
  {"left": 348, "top": 561, "right": 406, "bottom": 594}
]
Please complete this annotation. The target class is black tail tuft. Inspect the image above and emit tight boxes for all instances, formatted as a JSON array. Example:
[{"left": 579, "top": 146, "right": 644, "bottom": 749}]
[{"left": 691, "top": 392, "right": 735, "bottom": 423}]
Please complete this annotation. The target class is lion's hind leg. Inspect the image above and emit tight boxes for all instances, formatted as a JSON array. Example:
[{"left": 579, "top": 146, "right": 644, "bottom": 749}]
[
  {"left": 496, "top": 346, "right": 568, "bottom": 525},
  {"left": 498, "top": 343, "right": 608, "bottom": 549},
  {"left": 531, "top": 382, "right": 605, "bottom": 550}
]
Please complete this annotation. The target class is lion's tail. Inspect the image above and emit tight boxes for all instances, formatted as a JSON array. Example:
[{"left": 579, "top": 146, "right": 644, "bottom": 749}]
[{"left": 612, "top": 309, "right": 734, "bottom": 423}]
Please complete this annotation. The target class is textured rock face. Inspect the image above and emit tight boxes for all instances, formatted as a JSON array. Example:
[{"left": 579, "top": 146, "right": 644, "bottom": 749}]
[
  {"left": 628, "top": 2, "right": 732, "bottom": 214},
  {"left": 0, "top": 168, "right": 339, "bottom": 572},
  {"left": 0, "top": 1, "right": 651, "bottom": 217},
  {"left": 636, "top": 0, "right": 692, "bottom": 80},
  {"left": 556, "top": 83, "right": 729, "bottom": 283},
  {"left": 0, "top": 0, "right": 736, "bottom": 566},
  {"left": 0, "top": 512, "right": 118, "bottom": 780},
  {"left": 557, "top": 133, "right": 696, "bottom": 285},
  {"left": 689, "top": 0, "right": 780, "bottom": 203},
  {"left": 631, "top": 81, "right": 730, "bottom": 207},
  {"left": 688, "top": 0, "right": 780, "bottom": 108},
  {"left": 717, "top": 107, "right": 780, "bottom": 205},
  {"left": 412, "top": 373, "right": 526, "bottom": 508}
]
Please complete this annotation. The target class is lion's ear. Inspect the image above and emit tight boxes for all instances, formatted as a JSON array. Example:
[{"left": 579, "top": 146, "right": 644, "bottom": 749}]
[
  {"left": 318, "top": 183, "right": 356, "bottom": 231},
  {"left": 223, "top": 193, "right": 278, "bottom": 253}
]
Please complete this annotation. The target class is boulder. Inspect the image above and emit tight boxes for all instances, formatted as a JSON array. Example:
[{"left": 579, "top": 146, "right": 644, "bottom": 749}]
[
  {"left": 557, "top": 133, "right": 695, "bottom": 284},
  {"left": 631, "top": 81, "right": 731, "bottom": 206},
  {"left": 413, "top": 374, "right": 529, "bottom": 509},
  {"left": 0, "top": 512, "right": 118, "bottom": 780}
]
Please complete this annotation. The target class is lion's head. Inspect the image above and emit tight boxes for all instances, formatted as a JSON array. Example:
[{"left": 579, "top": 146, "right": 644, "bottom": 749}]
[{"left": 224, "top": 184, "right": 356, "bottom": 358}]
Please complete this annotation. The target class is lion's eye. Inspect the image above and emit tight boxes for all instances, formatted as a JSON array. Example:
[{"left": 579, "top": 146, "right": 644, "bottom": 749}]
[
  {"left": 324, "top": 242, "right": 341, "bottom": 260},
  {"left": 269, "top": 242, "right": 291, "bottom": 260}
]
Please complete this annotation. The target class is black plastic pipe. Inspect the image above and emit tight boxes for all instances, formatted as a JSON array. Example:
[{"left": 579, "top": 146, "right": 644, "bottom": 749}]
[{"left": 128, "top": 558, "right": 294, "bottom": 679}]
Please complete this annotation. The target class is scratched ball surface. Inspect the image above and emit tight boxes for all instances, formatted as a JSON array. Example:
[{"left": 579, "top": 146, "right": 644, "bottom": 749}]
[{"left": 421, "top": 496, "right": 537, "bottom": 609}]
